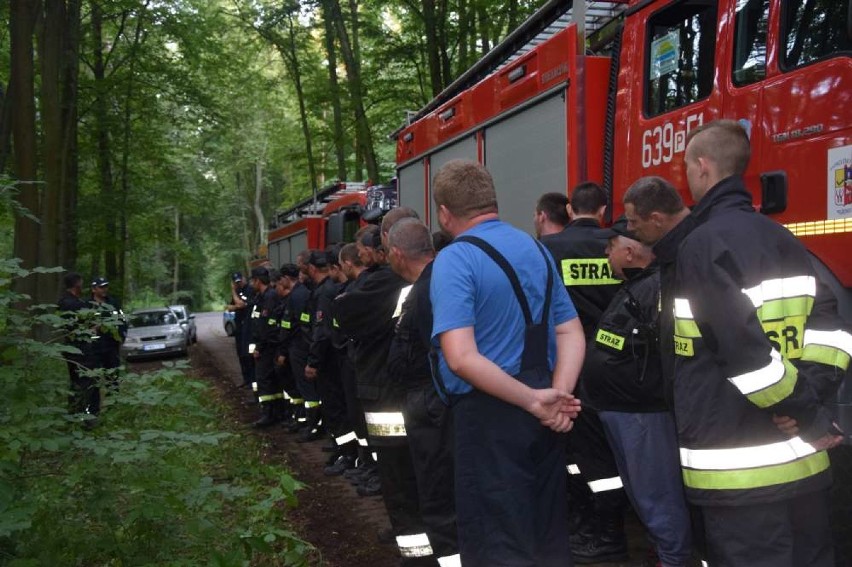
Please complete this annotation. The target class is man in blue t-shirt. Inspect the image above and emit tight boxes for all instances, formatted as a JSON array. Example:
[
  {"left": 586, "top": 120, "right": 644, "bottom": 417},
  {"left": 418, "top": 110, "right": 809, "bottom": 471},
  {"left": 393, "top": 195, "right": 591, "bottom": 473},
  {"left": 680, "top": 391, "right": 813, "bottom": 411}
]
[{"left": 430, "top": 159, "right": 586, "bottom": 567}]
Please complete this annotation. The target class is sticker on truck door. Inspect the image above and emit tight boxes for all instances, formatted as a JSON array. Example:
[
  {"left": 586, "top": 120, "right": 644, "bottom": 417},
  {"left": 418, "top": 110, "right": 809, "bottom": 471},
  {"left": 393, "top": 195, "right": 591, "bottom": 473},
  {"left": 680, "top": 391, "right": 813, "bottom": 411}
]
[{"left": 828, "top": 145, "right": 852, "bottom": 219}]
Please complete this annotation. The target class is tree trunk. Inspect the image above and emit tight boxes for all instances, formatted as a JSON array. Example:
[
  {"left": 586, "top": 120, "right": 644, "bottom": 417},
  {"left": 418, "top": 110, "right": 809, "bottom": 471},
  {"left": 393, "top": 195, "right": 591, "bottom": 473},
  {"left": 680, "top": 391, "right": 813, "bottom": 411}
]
[
  {"left": 253, "top": 160, "right": 265, "bottom": 251},
  {"left": 172, "top": 208, "right": 179, "bottom": 299},
  {"left": 92, "top": 1, "right": 117, "bottom": 282},
  {"left": 321, "top": 0, "right": 346, "bottom": 181},
  {"left": 59, "top": 0, "right": 81, "bottom": 271},
  {"left": 10, "top": 0, "right": 40, "bottom": 304},
  {"left": 477, "top": 1, "right": 491, "bottom": 53},
  {"left": 0, "top": 81, "right": 13, "bottom": 173},
  {"left": 330, "top": 0, "right": 378, "bottom": 182},
  {"left": 422, "top": 0, "right": 443, "bottom": 96}
]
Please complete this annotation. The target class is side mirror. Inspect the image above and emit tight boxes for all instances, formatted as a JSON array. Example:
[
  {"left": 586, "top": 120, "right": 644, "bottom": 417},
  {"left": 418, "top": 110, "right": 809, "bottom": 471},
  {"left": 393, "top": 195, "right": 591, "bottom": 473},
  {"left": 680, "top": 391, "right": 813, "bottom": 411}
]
[{"left": 188, "top": 314, "right": 195, "bottom": 320}]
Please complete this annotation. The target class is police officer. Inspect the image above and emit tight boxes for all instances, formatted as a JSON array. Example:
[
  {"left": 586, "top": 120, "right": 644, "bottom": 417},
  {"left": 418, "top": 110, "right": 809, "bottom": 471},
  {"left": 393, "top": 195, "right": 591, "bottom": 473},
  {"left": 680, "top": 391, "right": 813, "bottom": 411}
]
[
  {"left": 541, "top": 182, "right": 628, "bottom": 563},
  {"left": 227, "top": 272, "right": 255, "bottom": 388},
  {"left": 58, "top": 272, "right": 98, "bottom": 421},
  {"left": 387, "top": 218, "right": 459, "bottom": 567},
  {"left": 89, "top": 276, "right": 126, "bottom": 392},
  {"left": 249, "top": 266, "right": 285, "bottom": 428}
]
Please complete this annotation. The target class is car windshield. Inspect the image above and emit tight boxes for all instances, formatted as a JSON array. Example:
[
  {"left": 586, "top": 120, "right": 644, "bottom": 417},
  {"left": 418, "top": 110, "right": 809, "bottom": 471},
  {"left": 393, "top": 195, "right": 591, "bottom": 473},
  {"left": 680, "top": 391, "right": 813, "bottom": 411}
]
[{"left": 129, "top": 311, "right": 177, "bottom": 327}]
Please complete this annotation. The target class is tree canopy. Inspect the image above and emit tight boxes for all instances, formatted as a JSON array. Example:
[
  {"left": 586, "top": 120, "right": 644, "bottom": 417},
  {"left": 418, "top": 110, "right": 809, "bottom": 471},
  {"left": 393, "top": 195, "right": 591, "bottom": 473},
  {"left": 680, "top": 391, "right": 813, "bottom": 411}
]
[{"left": 0, "top": 0, "right": 546, "bottom": 309}]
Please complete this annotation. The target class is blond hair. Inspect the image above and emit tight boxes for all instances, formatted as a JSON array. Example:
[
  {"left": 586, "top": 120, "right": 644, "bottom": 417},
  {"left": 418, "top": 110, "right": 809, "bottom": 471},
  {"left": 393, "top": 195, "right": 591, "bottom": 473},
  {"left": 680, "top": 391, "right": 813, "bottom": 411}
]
[{"left": 432, "top": 160, "right": 498, "bottom": 218}]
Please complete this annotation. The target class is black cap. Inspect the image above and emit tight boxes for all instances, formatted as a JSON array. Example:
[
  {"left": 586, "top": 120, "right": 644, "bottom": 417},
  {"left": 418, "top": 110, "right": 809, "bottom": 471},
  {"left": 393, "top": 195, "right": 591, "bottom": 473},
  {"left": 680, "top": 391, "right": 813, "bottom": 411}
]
[
  {"left": 231, "top": 272, "right": 243, "bottom": 283},
  {"left": 279, "top": 264, "right": 300, "bottom": 279},
  {"left": 601, "top": 216, "right": 637, "bottom": 240},
  {"left": 91, "top": 276, "right": 109, "bottom": 287},
  {"left": 307, "top": 250, "right": 329, "bottom": 268}
]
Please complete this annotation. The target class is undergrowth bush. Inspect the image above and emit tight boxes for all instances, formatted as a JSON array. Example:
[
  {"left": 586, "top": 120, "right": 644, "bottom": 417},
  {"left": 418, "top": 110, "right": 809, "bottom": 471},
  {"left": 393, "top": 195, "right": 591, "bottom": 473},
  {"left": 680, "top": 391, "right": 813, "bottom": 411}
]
[{"left": 0, "top": 260, "right": 312, "bottom": 566}]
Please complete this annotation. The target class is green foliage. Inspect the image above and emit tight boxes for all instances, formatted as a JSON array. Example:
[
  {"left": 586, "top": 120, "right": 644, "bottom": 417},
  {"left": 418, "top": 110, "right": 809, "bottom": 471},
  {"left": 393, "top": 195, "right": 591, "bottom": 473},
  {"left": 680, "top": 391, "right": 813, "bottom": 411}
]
[{"left": 0, "top": 261, "right": 311, "bottom": 566}]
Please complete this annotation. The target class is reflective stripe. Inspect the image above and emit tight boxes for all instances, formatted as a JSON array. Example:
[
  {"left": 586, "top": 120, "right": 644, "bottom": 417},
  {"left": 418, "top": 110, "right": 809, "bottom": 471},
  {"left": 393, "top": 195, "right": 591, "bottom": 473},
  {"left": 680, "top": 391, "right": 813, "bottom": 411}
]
[
  {"left": 365, "top": 411, "right": 407, "bottom": 437},
  {"left": 566, "top": 464, "right": 581, "bottom": 475},
  {"left": 258, "top": 393, "right": 284, "bottom": 403},
  {"left": 291, "top": 397, "right": 304, "bottom": 405},
  {"left": 357, "top": 437, "right": 369, "bottom": 447},
  {"left": 372, "top": 451, "right": 378, "bottom": 461},
  {"left": 251, "top": 382, "right": 258, "bottom": 392},
  {"left": 561, "top": 258, "right": 620, "bottom": 286},
  {"left": 438, "top": 554, "right": 462, "bottom": 567},
  {"left": 727, "top": 349, "right": 797, "bottom": 407},
  {"left": 396, "top": 533, "right": 433, "bottom": 558},
  {"left": 332, "top": 317, "right": 339, "bottom": 328},
  {"left": 267, "top": 318, "right": 277, "bottom": 326},
  {"left": 335, "top": 431, "right": 357, "bottom": 445},
  {"left": 588, "top": 476, "right": 623, "bottom": 493},
  {"left": 280, "top": 320, "right": 291, "bottom": 329},
  {"left": 802, "top": 343, "right": 851, "bottom": 371},
  {"left": 803, "top": 329, "right": 852, "bottom": 356},
  {"left": 681, "top": 436, "right": 818, "bottom": 470},
  {"left": 300, "top": 312, "right": 310, "bottom": 322},
  {"left": 741, "top": 276, "right": 816, "bottom": 309},
  {"left": 682, "top": 451, "right": 829, "bottom": 490},
  {"left": 756, "top": 296, "right": 813, "bottom": 321},
  {"left": 297, "top": 416, "right": 307, "bottom": 423},
  {"left": 595, "top": 329, "right": 625, "bottom": 350},
  {"left": 393, "top": 285, "right": 413, "bottom": 319},
  {"left": 673, "top": 297, "right": 693, "bottom": 318},
  {"left": 305, "top": 400, "right": 321, "bottom": 408},
  {"left": 282, "top": 391, "right": 291, "bottom": 400}
]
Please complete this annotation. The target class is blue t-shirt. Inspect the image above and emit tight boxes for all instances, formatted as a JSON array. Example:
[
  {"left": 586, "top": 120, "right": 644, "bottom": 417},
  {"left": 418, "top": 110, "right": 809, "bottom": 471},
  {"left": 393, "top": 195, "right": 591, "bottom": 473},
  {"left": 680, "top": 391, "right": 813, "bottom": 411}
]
[{"left": 430, "top": 219, "right": 578, "bottom": 395}]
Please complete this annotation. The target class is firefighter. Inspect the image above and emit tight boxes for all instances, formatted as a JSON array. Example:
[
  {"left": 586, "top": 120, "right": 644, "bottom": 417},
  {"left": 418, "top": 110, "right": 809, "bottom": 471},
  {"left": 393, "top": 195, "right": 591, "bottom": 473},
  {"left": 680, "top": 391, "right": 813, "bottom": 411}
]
[
  {"left": 386, "top": 217, "right": 459, "bottom": 567},
  {"left": 534, "top": 192, "right": 570, "bottom": 238},
  {"left": 272, "top": 264, "right": 302, "bottom": 428},
  {"left": 88, "top": 276, "right": 126, "bottom": 392},
  {"left": 227, "top": 272, "right": 255, "bottom": 388},
  {"left": 584, "top": 218, "right": 692, "bottom": 567},
  {"left": 289, "top": 251, "right": 322, "bottom": 435},
  {"left": 540, "top": 182, "right": 629, "bottom": 562},
  {"left": 58, "top": 272, "right": 98, "bottom": 422},
  {"left": 277, "top": 260, "right": 312, "bottom": 432},
  {"left": 248, "top": 266, "right": 285, "bottom": 428},
  {"left": 430, "top": 160, "right": 584, "bottom": 567},
  {"left": 335, "top": 209, "right": 424, "bottom": 560},
  {"left": 302, "top": 250, "right": 341, "bottom": 444},
  {"left": 669, "top": 120, "right": 846, "bottom": 566}
]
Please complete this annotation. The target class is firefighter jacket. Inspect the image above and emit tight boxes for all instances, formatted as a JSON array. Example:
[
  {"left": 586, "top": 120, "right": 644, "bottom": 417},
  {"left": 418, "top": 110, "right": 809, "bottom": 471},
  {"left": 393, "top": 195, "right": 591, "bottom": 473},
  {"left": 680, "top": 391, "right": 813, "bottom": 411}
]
[
  {"left": 386, "top": 263, "right": 434, "bottom": 392},
  {"left": 232, "top": 283, "right": 252, "bottom": 331},
  {"left": 250, "top": 286, "right": 280, "bottom": 357},
  {"left": 306, "top": 276, "right": 341, "bottom": 370},
  {"left": 672, "top": 175, "right": 850, "bottom": 506},
  {"left": 334, "top": 264, "right": 408, "bottom": 401},
  {"left": 583, "top": 263, "right": 667, "bottom": 413},
  {"left": 89, "top": 295, "right": 127, "bottom": 354},
  {"left": 330, "top": 280, "right": 352, "bottom": 351},
  {"left": 541, "top": 218, "right": 621, "bottom": 338},
  {"left": 283, "top": 282, "right": 311, "bottom": 356}
]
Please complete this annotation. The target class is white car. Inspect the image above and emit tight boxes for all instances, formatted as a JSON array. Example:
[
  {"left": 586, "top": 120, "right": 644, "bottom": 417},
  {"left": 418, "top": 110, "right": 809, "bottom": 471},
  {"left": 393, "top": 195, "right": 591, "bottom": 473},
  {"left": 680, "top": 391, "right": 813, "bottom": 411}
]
[
  {"left": 169, "top": 304, "right": 197, "bottom": 345},
  {"left": 122, "top": 308, "right": 188, "bottom": 360}
]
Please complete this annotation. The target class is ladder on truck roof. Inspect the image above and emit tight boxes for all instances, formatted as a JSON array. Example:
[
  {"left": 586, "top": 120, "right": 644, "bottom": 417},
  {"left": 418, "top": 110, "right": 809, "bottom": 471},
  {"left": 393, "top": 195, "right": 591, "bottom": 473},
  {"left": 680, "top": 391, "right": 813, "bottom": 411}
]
[
  {"left": 271, "top": 181, "right": 369, "bottom": 228},
  {"left": 392, "top": 0, "right": 629, "bottom": 135}
]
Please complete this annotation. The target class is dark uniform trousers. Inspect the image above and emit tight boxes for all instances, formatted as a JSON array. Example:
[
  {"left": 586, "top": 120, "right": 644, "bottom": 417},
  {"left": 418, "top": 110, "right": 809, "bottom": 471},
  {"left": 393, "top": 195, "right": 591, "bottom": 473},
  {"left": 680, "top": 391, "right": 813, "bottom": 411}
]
[
  {"left": 340, "top": 350, "right": 368, "bottom": 443},
  {"left": 255, "top": 350, "right": 282, "bottom": 405},
  {"left": 567, "top": 405, "right": 626, "bottom": 509},
  {"left": 67, "top": 354, "right": 99, "bottom": 415},
  {"left": 403, "top": 384, "right": 457, "bottom": 563},
  {"left": 700, "top": 490, "right": 834, "bottom": 567},
  {"left": 454, "top": 375, "right": 570, "bottom": 567},
  {"left": 316, "top": 349, "right": 351, "bottom": 442}
]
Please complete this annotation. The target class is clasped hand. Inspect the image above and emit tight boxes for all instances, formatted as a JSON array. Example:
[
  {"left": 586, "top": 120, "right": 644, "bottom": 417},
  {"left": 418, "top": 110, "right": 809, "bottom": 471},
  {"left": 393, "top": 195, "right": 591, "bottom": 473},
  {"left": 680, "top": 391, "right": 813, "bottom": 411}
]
[{"left": 529, "top": 389, "right": 581, "bottom": 433}]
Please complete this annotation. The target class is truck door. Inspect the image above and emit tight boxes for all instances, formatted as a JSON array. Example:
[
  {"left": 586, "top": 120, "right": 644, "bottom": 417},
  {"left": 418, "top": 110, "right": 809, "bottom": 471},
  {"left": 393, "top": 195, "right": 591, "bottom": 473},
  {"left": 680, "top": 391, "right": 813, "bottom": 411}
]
[
  {"left": 620, "top": 0, "right": 722, "bottom": 197},
  {"left": 398, "top": 159, "right": 428, "bottom": 225}
]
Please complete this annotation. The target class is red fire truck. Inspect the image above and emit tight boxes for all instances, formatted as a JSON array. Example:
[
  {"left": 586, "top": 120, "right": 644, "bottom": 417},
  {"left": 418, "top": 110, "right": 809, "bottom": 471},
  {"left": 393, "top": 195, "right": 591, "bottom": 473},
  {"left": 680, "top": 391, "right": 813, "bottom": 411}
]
[
  {"left": 394, "top": 0, "right": 850, "bottom": 427},
  {"left": 257, "top": 180, "right": 397, "bottom": 268}
]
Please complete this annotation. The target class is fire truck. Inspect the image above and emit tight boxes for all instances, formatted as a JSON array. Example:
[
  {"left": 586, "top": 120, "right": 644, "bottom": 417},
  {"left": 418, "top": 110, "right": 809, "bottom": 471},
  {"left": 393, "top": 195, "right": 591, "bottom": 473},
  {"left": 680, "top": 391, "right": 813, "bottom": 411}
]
[
  {"left": 394, "top": 0, "right": 850, "bottom": 429},
  {"left": 257, "top": 180, "right": 397, "bottom": 268}
]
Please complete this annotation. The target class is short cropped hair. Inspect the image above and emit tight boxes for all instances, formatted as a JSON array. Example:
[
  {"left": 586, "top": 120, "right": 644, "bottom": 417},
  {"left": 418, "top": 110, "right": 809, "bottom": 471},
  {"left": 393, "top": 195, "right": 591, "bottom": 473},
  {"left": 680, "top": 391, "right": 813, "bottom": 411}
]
[
  {"left": 381, "top": 206, "right": 420, "bottom": 236},
  {"left": 569, "top": 182, "right": 607, "bottom": 215},
  {"left": 63, "top": 272, "right": 82, "bottom": 290},
  {"left": 432, "top": 160, "right": 498, "bottom": 218},
  {"left": 687, "top": 119, "right": 751, "bottom": 177},
  {"left": 623, "top": 176, "right": 685, "bottom": 218},
  {"left": 536, "top": 192, "right": 570, "bottom": 226},
  {"left": 388, "top": 218, "right": 435, "bottom": 260},
  {"left": 339, "top": 243, "right": 362, "bottom": 266},
  {"left": 358, "top": 224, "right": 382, "bottom": 249}
]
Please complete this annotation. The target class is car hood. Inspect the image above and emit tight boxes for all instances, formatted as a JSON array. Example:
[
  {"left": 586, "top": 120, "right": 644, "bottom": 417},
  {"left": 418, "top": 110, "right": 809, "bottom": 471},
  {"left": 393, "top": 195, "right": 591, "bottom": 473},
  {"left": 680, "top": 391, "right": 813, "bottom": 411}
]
[{"left": 127, "top": 325, "right": 183, "bottom": 339}]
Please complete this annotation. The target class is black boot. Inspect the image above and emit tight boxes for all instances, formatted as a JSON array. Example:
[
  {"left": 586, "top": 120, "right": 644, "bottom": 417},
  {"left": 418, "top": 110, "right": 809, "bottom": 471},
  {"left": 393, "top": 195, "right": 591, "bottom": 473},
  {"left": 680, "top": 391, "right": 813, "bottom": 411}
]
[
  {"left": 285, "top": 404, "right": 306, "bottom": 433},
  {"left": 252, "top": 403, "right": 278, "bottom": 428},
  {"left": 297, "top": 405, "right": 324, "bottom": 443},
  {"left": 571, "top": 510, "right": 629, "bottom": 564}
]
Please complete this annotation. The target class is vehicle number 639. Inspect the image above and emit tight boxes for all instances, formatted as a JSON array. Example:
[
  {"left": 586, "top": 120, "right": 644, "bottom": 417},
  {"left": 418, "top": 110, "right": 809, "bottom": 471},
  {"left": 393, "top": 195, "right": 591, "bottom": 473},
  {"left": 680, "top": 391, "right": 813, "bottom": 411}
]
[{"left": 641, "top": 123, "right": 675, "bottom": 168}]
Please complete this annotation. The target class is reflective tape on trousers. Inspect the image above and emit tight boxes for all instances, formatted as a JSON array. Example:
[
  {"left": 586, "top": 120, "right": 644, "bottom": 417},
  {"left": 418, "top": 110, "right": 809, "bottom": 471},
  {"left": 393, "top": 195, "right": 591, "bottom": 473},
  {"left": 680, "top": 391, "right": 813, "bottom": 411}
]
[
  {"left": 438, "top": 554, "right": 462, "bottom": 567},
  {"left": 335, "top": 431, "right": 357, "bottom": 445},
  {"left": 357, "top": 437, "right": 369, "bottom": 447},
  {"left": 588, "top": 476, "right": 624, "bottom": 493},
  {"left": 566, "top": 464, "right": 581, "bottom": 475},
  {"left": 364, "top": 411, "right": 407, "bottom": 437},
  {"left": 396, "top": 533, "right": 433, "bottom": 558}
]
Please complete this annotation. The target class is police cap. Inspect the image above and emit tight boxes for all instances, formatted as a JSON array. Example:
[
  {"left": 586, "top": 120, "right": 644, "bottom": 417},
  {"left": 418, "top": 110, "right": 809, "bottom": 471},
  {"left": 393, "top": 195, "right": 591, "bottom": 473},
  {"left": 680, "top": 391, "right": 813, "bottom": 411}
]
[
  {"left": 601, "top": 217, "right": 638, "bottom": 241},
  {"left": 91, "top": 276, "right": 109, "bottom": 288}
]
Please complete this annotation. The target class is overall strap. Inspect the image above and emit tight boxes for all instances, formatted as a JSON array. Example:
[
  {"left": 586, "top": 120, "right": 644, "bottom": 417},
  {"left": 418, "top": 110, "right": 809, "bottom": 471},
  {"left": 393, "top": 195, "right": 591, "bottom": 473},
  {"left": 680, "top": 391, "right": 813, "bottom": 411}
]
[
  {"left": 455, "top": 235, "right": 534, "bottom": 325},
  {"left": 533, "top": 240, "right": 555, "bottom": 326}
]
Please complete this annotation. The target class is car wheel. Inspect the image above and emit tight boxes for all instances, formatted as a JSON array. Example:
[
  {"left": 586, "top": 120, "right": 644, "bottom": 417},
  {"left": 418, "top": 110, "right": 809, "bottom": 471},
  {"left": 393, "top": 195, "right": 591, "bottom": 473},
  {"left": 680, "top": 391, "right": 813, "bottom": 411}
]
[{"left": 192, "top": 332, "right": 198, "bottom": 344}]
